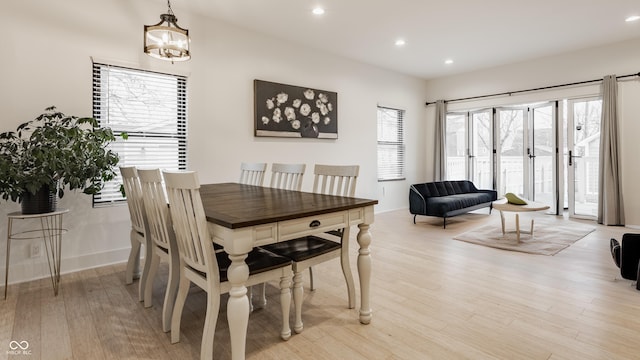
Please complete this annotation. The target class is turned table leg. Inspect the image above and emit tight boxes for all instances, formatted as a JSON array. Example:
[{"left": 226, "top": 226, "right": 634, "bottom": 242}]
[
  {"left": 357, "top": 223, "right": 372, "bottom": 324},
  {"left": 226, "top": 253, "right": 250, "bottom": 360}
]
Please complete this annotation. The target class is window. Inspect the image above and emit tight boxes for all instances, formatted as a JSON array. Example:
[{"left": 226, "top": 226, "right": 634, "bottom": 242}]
[
  {"left": 377, "top": 106, "right": 405, "bottom": 181},
  {"left": 92, "top": 63, "right": 187, "bottom": 205}
]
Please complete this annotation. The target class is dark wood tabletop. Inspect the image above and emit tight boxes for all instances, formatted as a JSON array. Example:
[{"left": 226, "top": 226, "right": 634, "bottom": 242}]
[{"left": 200, "top": 183, "right": 378, "bottom": 229}]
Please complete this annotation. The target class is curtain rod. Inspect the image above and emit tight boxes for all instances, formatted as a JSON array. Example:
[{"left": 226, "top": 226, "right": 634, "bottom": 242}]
[{"left": 425, "top": 72, "right": 640, "bottom": 106}]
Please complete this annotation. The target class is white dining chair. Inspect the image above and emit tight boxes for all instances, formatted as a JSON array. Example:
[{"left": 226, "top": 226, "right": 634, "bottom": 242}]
[
  {"left": 121, "top": 166, "right": 151, "bottom": 303},
  {"left": 238, "top": 162, "right": 269, "bottom": 310},
  {"left": 252, "top": 163, "right": 307, "bottom": 308},
  {"left": 260, "top": 164, "right": 359, "bottom": 333},
  {"left": 239, "top": 162, "right": 267, "bottom": 186},
  {"left": 269, "top": 163, "right": 306, "bottom": 191},
  {"left": 163, "top": 170, "right": 293, "bottom": 360},
  {"left": 138, "top": 168, "right": 180, "bottom": 333}
]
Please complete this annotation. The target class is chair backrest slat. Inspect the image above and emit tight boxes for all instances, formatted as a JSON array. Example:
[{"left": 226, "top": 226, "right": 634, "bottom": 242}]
[
  {"left": 312, "top": 165, "right": 359, "bottom": 197},
  {"left": 138, "top": 169, "right": 175, "bottom": 251},
  {"left": 163, "top": 171, "right": 218, "bottom": 278},
  {"left": 120, "top": 166, "right": 146, "bottom": 233},
  {"left": 239, "top": 162, "right": 267, "bottom": 186},
  {"left": 270, "top": 163, "right": 306, "bottom": 191}
]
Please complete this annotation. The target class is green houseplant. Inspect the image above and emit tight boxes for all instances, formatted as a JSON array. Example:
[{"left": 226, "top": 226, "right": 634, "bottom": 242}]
[{"left": 0, "top": 106, "right": 121, "bottom": 214}]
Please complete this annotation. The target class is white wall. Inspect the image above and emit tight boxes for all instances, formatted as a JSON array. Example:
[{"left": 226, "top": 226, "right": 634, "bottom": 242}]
[
  {"left": 424, "top": 38, "right": 640, "bottom": 226},
  {"left": 1, "top": 0, "right": 427, "bottom": 284}
]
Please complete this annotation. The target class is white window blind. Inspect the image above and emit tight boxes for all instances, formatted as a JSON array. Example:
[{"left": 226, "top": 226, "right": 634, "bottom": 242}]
[
  {"left": 377, "top": 106, "right": 405, "bottom": 181},
  {"left": 92, "top": 63, "right": 187, "bottom": 205}
]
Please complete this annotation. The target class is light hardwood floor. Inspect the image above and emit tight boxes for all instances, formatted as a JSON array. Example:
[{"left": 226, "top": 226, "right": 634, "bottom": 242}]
[{"left": 2, "top": 209, "right": 639, "bottom": 360}]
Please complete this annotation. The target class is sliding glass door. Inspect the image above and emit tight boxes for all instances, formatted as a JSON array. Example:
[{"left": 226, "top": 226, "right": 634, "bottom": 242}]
[
  {"left": 529, "top": 103, "right": 556, "bottom": 211},
  {"left": 566, "top": 98, "right": 601, "bottom": 219},
  {"left": 494, "top": 103, "right": 556, "bottom": 212},
  {"left": 447, "top": 105, "right": 556, "bottom": 202},
  {"left": 469, "top": 110, "right": 493, "bottom": 190},
  {"left": 496, "top": 107, "right": 525, "bottom": 197}
]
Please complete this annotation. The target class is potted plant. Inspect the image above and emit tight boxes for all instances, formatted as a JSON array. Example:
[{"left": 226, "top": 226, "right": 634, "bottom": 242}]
[{"left": 0, "top": 106, "right": 121, "bottom": 214}]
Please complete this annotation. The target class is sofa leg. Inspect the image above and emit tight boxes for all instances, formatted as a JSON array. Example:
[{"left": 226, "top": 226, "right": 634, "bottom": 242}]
[
  {"left": 489, "top": 203, "right": 493, "bottom": 214},
  {"left": 413, "top": 215, "right": 417, "bottom": 224},
  {"left": 443, "top": 217, "right": 446, "bottom": 229}
]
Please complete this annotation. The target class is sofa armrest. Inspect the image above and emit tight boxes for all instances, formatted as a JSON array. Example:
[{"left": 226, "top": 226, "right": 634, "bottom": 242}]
[
  {"left": 476, "top": 189, "right": 498, "bottom": 201},
  {"left": 409, "top": 185, "right": 427, "bottom": 215}
]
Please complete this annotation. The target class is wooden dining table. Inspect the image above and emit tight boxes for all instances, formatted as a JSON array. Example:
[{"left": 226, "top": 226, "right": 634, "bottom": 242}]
[{"left": 199, "top": 183, "right": 377, "bottom": 360}]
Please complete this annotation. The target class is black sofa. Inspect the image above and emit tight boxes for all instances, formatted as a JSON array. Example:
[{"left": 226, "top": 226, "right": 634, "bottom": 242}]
[{"left": 409, "top": 180, "right": 497, "bottom": 228}]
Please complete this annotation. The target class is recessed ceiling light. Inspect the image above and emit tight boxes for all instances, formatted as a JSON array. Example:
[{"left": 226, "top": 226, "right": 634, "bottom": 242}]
[
  {"left": 395, "top": 39, "right": 406, "bottom": 46},
  {"left": 312, "top": 7, "right": 325, "bottom": 15},
  {"left": 445, "top": 59, "right": 454, "bottom": 65},
  {"left": 626, "top": 15, "right": 640, "bottom": 22}
]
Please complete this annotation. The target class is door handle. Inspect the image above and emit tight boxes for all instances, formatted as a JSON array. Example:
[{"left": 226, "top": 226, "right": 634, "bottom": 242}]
[
  {"left": 568, "top": 150, "right": 582, "bottom": 166},
  {"left": 569, "top": 150, "right": 572, "bottom": 166}
]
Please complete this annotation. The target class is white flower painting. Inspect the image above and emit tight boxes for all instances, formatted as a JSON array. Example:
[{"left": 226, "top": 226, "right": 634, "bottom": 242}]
[
  {"left": 254, "top": 80, "right": 338, "bottom": 138},
  {"left": 303, "top": 89, "right": 315, "bottom": 100},
  {"left": 276, "top": 92, "right": 288, "bottom": 105},
  {"left": 300, "top": 103, "right": 311, "bottom": 116},
  {"left": 272, "top": 108, "right": 282, "bottom": 123},
  {"left": 284, "top": 107, "right": 296, "bottom": 121}
]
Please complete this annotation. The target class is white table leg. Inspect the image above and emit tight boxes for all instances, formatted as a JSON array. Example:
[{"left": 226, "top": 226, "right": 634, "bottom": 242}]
[
  {"left": 226, "top": 253, "right": 250, "bottom": 360},
  {"left": 357, "top": 223, "right": 372, "bottom": 324},
  {"left": 279, "top": 270, "right": 292, "bottom": 340},
  {"left": 340, "top": 226, "right": 356, "bottom": 309},
  {"left": 515, "top": 213, "right": 520, "bottom": 243},
  {"left": 292, "top": 269, "right": 304, "bottom": 334},
  {"left": 499, "top": 211, "right": 505, "bottom": 235}
]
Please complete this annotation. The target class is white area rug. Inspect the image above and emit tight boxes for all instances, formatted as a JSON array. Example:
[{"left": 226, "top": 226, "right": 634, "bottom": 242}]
[{"left": 452, "top": 218, "right": 595, "bottom": 255}]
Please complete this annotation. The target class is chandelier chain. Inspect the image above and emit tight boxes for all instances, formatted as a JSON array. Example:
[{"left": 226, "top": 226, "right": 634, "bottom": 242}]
[{"left": 167, "top": 0, "right": 174, "bottom": 16}]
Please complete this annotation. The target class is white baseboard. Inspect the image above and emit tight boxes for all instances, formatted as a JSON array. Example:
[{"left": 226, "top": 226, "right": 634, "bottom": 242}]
[
  {"left": 4, "top": 247, "right": 134, "bottom": 286},
  {"left": 375, "top": 206, "right": 409, "bottom": 214}
]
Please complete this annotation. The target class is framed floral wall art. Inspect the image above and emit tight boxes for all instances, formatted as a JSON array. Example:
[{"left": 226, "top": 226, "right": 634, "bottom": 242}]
[{"left": 254, "top": 79, "right": 338, "bottom": 138}]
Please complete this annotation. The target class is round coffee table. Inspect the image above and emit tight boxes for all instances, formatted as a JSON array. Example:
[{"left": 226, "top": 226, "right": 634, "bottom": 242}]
[{"left": 492, "top": 198, "right": 550, "bottom": 242}]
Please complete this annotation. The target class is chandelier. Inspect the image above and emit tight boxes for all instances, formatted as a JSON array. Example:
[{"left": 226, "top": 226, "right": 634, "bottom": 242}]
[{"left": 144, "top": 0, "right": 191, "bottom": 62}]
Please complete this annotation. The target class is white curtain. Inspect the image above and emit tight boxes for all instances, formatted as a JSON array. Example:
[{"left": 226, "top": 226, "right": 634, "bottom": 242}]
[
  {"left": 434, "top": 100, "right": 446, "bottom": 181},
  {"left": 597, "top": 75, "right": 624, "bottom": 225}
]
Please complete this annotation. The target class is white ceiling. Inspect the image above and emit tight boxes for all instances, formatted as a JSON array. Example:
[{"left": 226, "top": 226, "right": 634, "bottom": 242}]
[{"left": 173, "top": 0, "right": 640, "bottom": 80}]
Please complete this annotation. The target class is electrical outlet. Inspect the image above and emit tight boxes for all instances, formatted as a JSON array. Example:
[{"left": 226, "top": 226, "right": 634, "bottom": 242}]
[{"left": 30, "top": 243, "right": 42, "bottom": 258}]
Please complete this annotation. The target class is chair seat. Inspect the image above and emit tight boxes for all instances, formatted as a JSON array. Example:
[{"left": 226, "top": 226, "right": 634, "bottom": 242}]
[
  {"left": 216, "top": 248, "right": 292, "bottom": 283},
  {"left": 325, "top": 229, "right": 343, "bottom": 238},
  {"left": 261, "top": 236, "right": 341, "bottom": 262}
]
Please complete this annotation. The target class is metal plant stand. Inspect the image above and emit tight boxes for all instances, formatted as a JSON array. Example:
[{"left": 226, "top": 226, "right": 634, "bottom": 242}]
[{"left": 4, "top": 209, "right": 68, "bottom": 299}]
